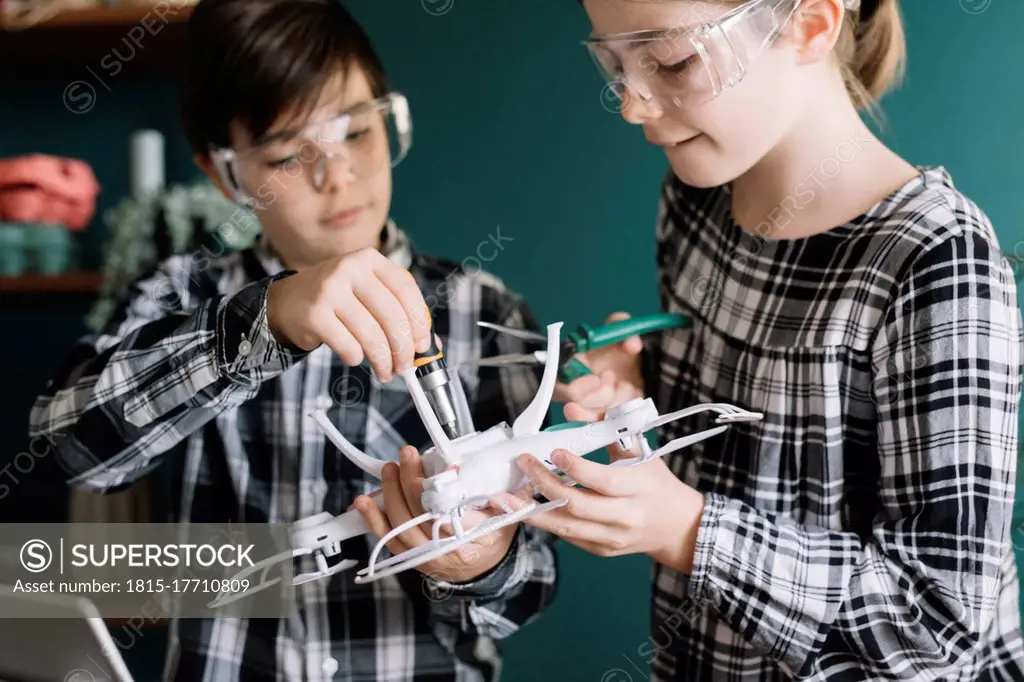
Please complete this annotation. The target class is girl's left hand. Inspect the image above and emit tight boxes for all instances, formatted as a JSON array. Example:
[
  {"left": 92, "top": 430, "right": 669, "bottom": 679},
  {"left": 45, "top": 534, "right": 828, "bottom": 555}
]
[{"left": 500, "top": 447, "right": 706, "bottom": 574}]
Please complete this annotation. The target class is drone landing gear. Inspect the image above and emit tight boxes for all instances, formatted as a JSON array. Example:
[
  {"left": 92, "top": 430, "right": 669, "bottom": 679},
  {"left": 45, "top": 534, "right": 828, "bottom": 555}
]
[
  {"left": 207, "top": 544, "right": 361, "bottom": 609},
  {"left": 206, "top": 547, "right": 312, "bottom": 609},
  {"left": 354, "top": 497, "right": 568, "bottom": 584},
  {"left": 294, "top": 554, "right": 360, "bottom": 584}
]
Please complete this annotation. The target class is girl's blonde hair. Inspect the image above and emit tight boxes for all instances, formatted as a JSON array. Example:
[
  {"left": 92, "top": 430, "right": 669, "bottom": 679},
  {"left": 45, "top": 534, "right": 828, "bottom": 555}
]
[
  {"left": 717, "top": 0, "right": 908, "bottom": 113},
  {"left": 832, "top": 0, "right": 907, "bottom": 112}
]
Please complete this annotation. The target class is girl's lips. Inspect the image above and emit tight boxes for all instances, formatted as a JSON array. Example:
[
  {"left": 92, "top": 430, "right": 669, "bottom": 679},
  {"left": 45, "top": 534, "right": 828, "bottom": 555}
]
[{"left": 663, "top": 135, "right": 701, "bottom": 148}]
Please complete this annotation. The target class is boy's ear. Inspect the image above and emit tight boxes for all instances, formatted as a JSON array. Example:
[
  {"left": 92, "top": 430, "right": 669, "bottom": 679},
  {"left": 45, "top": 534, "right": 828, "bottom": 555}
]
[
  {"left": 789, "top": 0, "right": 847, "bottom": 65},
  {"left": 194, "top": 152, "right": 233, "bottom": 202}
]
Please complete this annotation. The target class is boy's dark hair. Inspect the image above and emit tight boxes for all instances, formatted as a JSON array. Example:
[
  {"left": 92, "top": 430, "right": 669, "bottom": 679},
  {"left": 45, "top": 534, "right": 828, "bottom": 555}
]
[{"left": 179, "top": 0, "right": 389, "bottom": 155}]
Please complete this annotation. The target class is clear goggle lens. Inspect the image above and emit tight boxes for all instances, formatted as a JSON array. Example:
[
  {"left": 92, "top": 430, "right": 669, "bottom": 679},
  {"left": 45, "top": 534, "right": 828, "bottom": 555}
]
[
  {"left": 584, "top": 0, "right": 803, "bottom": 110},
  {"left": 212, "top": 92, "right": 412, "bottom": 207}
]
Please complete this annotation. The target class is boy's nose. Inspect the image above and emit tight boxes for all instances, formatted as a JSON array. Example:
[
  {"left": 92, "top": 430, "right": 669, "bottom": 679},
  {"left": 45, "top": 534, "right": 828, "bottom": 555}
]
[{"left": 313, "top": 151, "right": 356, "bottom": 192}]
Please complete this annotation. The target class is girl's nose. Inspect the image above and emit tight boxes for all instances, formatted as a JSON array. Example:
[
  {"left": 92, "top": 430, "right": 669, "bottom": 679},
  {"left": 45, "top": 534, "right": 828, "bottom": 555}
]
[{"left": 620, "top": 87, "right": 665, "bottom": 125}]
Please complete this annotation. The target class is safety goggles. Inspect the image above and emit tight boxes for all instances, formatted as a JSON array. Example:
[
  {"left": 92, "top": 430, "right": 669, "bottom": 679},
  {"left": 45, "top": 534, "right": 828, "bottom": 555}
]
[
  {"left": 584, "top": 0, "right": 861, "bottom": 110},
  {"left": 209, "top": 92, "right": 412, "bottom": 207}
]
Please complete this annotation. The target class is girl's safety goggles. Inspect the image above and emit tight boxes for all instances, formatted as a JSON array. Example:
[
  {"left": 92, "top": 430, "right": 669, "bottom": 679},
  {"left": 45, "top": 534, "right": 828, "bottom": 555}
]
[
  {"left": 209, "top": 92, "right": 412, "bottom": 208},
  {"left": 584, "top": 0, "right": 861, "bottom": 110}
]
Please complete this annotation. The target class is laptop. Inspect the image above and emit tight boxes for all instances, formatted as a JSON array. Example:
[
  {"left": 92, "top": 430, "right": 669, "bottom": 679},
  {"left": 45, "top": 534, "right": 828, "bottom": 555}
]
[{"left": 0, "top": 585, "right": 134, "bottom": 682}]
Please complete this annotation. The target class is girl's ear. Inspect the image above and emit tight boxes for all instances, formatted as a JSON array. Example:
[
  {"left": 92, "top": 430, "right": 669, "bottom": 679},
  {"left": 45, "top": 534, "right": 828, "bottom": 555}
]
[{"left": 788, "top": 0, "right": 847, "bottom": 65}]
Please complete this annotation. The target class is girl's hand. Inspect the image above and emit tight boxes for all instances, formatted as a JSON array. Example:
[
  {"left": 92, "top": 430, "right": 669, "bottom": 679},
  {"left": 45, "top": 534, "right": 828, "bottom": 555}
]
[
  {"left": 553, "top": 311, "right": 646, "bottom": 421},
  {"left": 500, "top": 445, "right": 706, "bottom": 574}
]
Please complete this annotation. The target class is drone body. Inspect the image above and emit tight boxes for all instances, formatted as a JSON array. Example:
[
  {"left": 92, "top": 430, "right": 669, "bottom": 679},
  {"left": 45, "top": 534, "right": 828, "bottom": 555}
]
[{"left": 209, "top": 320, "right": 763, "bottom": 607}]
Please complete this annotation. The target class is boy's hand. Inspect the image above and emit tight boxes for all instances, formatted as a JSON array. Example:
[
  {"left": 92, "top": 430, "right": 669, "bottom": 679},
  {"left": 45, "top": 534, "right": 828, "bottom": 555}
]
[
  {"left": 553, "top": 311, "right": 646, "bottom": 420},
  {"left": 266, "top": 248, "right": 433, "bottom": 382},
  {"left": 352, "top": 446, "right": 519, "bottom": 585}
]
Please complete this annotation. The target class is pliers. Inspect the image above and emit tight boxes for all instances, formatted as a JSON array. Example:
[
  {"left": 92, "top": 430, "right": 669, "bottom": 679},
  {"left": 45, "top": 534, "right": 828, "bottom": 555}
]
[{"left": 462, "top": 312, "right": 692, "bottom": 383}]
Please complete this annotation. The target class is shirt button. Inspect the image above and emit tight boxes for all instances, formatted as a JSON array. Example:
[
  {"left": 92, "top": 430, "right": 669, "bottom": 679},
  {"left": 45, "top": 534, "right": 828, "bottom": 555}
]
[{"left": 322, "top": 657, "right": 339, "bottom": 676}]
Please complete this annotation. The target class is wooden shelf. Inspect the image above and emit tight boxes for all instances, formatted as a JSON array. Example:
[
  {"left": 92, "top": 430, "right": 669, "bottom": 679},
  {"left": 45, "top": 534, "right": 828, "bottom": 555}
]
[
  {"left": 0, "top": 3, "right": 195, "bottom": 84},
  {"left": 0, "top": 271, "right": 104, "bottom": 294},
  {"left": 3, "top": 4, "right": 193, "bottom": 29}
]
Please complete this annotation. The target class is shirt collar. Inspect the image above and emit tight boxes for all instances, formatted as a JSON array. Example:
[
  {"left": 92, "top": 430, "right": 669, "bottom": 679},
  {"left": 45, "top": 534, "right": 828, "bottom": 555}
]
[{"left": 253, "top": 218, "right": 415, "bottom": 276}]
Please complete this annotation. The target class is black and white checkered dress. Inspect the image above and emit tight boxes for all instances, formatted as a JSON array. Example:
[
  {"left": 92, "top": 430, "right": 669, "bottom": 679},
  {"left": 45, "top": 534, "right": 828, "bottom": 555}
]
[{"left": 641, "top": 166, "right": 1024, "bottom": 680}]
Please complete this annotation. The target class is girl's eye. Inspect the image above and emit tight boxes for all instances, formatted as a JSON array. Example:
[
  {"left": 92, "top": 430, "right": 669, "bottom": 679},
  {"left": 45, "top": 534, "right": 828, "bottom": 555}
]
[
  {"left": 660, "top": 56, "right": 698, "bottom": 75},
  {"left": 347, "top": 128, "right": 370, "bottom": 142}
]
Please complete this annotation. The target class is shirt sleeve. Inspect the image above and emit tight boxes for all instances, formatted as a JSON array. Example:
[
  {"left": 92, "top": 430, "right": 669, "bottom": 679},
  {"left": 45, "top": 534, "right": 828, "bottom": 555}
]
[
  {"left": 26, "top": 257, "right": 309, "bottom": 494},
  {"left": 425, "top": 291, "right": 559, "bottom": 640},
  {"left": 683, "top": 230, "right": 1023, "bottom": 678}
]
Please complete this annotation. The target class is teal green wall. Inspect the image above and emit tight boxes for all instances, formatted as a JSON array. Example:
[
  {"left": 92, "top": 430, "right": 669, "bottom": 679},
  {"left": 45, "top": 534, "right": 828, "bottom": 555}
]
[{"left": 2, "top": 2, "right": 1022, "bottom": 681}]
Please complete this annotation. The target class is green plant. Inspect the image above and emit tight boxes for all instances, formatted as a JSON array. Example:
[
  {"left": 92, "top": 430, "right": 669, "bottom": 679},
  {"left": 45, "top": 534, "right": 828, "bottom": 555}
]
[{"left": 86, "top": 181, "right": 260, "bottom": 332}]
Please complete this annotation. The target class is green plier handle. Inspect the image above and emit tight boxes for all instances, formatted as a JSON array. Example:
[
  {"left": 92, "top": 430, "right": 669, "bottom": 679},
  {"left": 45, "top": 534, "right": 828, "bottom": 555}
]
[{"left": 557, "top": 312, "right": 692, "bottom": 383}]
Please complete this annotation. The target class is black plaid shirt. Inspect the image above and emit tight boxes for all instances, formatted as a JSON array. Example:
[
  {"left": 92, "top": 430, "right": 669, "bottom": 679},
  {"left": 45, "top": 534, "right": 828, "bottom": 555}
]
[
  {"left": 29, "top": 222, "right": 559, "bottom": 682},
  {"left": 642, "top": 167, "right": 1024, "bottom": 680}
]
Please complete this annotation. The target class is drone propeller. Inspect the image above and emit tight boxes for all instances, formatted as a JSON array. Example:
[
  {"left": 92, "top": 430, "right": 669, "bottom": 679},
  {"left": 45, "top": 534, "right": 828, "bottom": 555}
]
[
  {"left": 477, "top": 321, "right": 547, "bottom": 343},
  {"left": 353, "top": 496, "right": 568, "bottom": 584}
]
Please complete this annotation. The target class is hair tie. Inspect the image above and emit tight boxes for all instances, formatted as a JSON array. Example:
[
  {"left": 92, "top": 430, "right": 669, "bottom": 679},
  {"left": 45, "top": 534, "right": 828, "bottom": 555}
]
[{"left": 859, "top": 0, "right": 880, "bottom": 22}]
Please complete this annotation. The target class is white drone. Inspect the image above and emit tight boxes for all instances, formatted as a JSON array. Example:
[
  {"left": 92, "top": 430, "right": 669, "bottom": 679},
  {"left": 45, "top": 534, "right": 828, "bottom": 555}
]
[{"left": 209, "top": 321, "right": 762, "bottom": 608}]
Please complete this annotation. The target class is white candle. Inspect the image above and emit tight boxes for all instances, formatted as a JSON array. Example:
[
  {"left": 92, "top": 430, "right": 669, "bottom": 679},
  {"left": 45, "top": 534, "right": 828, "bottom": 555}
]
[{"left": 130, "top": 129, "right": 165, "bottom": 199}]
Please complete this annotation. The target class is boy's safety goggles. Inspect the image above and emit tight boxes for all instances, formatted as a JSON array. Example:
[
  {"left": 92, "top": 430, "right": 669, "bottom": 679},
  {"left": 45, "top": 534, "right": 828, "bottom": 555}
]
[
  {"left": 584, "top": 0, "right": 861, "bottom": 110},
  {"left": 209, "top": 92, "right": 412, "bottom": 207}
]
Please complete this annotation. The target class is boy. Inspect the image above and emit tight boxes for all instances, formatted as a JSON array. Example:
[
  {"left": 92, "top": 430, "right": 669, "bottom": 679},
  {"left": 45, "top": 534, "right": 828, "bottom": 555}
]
[{"left": 28, "top": 0, "right": 558, "bottom": 679}]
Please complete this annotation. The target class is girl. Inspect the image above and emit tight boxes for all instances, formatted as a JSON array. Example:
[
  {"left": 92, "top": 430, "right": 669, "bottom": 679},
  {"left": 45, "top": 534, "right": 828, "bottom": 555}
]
[{"left": 507, "top": 0, "right": 1024, "bottom": 679}]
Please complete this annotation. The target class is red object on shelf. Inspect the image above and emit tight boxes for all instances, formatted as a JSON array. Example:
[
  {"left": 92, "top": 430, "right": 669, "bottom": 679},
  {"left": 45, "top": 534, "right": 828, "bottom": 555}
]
[
  {"left": 0, "top": 185, "right": 96, "bottom": 230},
  {"left": 0, "top": 154, "right": 100, "bottom": 230}
]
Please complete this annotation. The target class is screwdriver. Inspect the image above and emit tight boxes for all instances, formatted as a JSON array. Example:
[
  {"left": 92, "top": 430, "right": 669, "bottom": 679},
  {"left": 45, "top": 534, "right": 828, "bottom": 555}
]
[
  {"left": 413, "top": 333, "right": 461, "bottom": 440},
  {"left": 406, "top": 273, "right": 461, "bottom": 440}
]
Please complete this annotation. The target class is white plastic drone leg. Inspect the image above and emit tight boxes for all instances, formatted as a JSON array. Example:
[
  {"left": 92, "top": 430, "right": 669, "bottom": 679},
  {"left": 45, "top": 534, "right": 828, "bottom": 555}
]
[
  {"left": 447, "top": 366, "right": 476, "bottom": 435},
  {"left": 644, "top": 403, "right": 763, "bottom": 431},
  {"left": 365, "top": 510, "right": 436, "bottom": 578},
  {"left": 310, "top": 409, "right": 386, "bottom": 480},
  {"left": 354, "top": 498, "right": 568, "bottom": 584},
  {"left": 400, "top": 366, "right": 456, "bottom": 464},
  {"left": 206, "top": 547, "right": 312, "bottom": 609},
  {"left": 647, "top": 425, "right": 729, "bottom": 460},
  {"left": 512, "top": 321, "right": 563, "bottom": 438}
]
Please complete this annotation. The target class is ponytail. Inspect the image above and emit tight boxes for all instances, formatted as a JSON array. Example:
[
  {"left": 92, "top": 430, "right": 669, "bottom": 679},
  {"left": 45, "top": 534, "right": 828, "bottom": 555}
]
[{"left": 839, "top": 0, "right": 907, "bottom": 114}]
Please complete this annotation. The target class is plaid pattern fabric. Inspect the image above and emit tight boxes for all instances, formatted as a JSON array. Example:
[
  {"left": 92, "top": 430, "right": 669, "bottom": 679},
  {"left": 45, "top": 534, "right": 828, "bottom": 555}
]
[
  {"left": 29, "top": 221, "right": 559, "bottom": 682},
  {"left": 642, "top": 167, "right": 1024, "bottom": 681}
]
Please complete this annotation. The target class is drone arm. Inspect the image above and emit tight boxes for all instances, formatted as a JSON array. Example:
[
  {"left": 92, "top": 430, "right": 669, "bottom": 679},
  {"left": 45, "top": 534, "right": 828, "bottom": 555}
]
[
  {"left": 291, "top": 491, "right": 384, "bottom": 549},
  {"left": 309, "top": 409, "right": 386, "bottom": 480},
  {"left": 511, "top": 321, "right": 564, "bottom": 438}
]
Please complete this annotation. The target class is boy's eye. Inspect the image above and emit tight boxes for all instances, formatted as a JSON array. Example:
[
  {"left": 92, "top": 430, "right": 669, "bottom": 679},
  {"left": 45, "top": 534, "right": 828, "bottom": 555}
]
[{"left": 267, "top": 154, "right": 299, "bottom": 168}]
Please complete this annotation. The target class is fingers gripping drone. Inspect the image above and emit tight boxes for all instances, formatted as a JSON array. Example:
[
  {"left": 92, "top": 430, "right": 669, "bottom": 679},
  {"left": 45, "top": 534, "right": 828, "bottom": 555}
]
[{"left": 209, "top": 320, "right": 762, "bottom": 607}]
